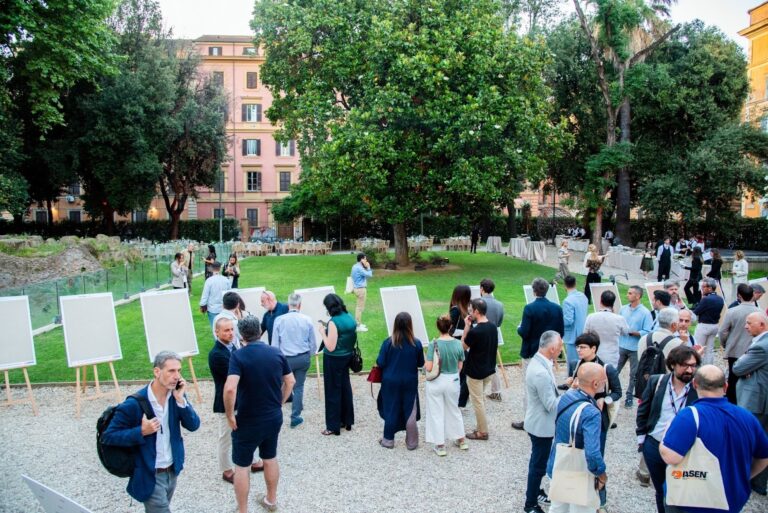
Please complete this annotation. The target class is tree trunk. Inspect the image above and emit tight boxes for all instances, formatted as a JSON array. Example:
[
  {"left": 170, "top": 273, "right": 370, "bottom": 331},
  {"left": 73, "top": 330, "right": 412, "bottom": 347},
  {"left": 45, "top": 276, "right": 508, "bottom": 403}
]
[
  {"left": 393, "top": 222, "right": 409, "bottom": 266},
  {"left": 615, "top": 99, "right": 632, "bottom": 245},
  {"left": 101, "top": 205, "right": 115, "bottom": 235},
  {"left": 169, "top": 210, "right": 182, "bottom": 240},
  {"left": 506, "top": 200, "right": 517, "bottom": 238},
  {"left": 45, "top": 198, "right": 54, "bottom": 225}
]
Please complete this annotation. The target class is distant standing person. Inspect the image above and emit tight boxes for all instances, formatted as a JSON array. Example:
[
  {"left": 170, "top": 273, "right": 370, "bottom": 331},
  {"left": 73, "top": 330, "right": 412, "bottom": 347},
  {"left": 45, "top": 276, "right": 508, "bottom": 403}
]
[
  {"left": 656, "top": 237, "right": 673, "bottom": 282},
  {"left": 170, "top": 252, "right": 187, "bottom": 290},
  {"left": 556, "top": 240, "right": 571, "bottom": 282},
  {"left": 583, "top": 244, "right": 605, "bottom": 304},
  {"left": 692, "top": 278, "right": 724, "bottom": 365},
  {"left": 224, "top": 316, "right": 295, "bottom": 513},
  {"left": 583, "top": 290, "right": 629, "bottom": 369},
  {"left": 470, "top": 225, "right": 480, "bottom": 253},
  {"left": 706, "top": 248, "right": 723, "bottom": 292},
  {"left": 204, "top": 244, "right": 217, "bottom": 280},
  {"left": 617, "top": 286, "right": 653, "bottom": 406},
  {"left": 640, "top": 241, "right": 655, "bottom": 280},
  {"left": 223, "top": 254, "right": 240, "bottom": 289},
  {"left": 732, "top": 250, "right": 749, "bottom": 302},
  {"left": 101, "top": 351, "right": 200, "bottom": 513},
  {"left": 376, "top": 312, "right": 425, "bottom": 449},
  {"left": 683, "top": 246, "right": 704, "bottom": 307},
  {"left": 425, "top": 315, "right": 467, "bottom": 456},
  {"left": 350, "top": 253, "right": 373, "bottom": 332},
  {"left": 182, "top": 243, "right": 195, "bottom": 295},
  {"left": 199, "top": 261, "right": 231, "bottom": 326},
  {"left": 317, "top": 293, "right": 357, "bottom": 435},
  {"left": 562, "top": 275, "right": 589, "bottom": 376}
]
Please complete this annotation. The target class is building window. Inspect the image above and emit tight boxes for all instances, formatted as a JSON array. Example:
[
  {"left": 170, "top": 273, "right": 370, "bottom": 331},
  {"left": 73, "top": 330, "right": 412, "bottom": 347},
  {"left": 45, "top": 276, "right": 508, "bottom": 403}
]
[
  {"left": 243, "top": 139, "right": 261, "bottom": 156},
  {"left": 212, "top": 173, "right": 225, "bottom": 193},
  {"left": 246, "top": 171, "right": 262, "bottom": 192},
  {"left": 247, "top": 208, "right": 258, "bottom": 227},
  {"left": 68, "top": 183, "right": 81, "bottom": 196},
  {"left": 276, "top": 140, "right": 295, "bottom": 157},
  {"left": 241, "top": 103, "right": 262, "bottom": 122},
  {"left": 243, "top": 47, "right": 257, "bottom": 56},
  {"left": 69, "top": 210, "right": 82, "bottom": 223},
  {"left": 212, "top": 71, "right": 224, "bottom": 87},
  {"left": 213, "top": 208, "right": 225, "bottom": 219},
  {"left": 35, "top": 210, "right": 47, "bottom": 224},
  {"left": 132, "top": 210, "right": 148, "bottom": 222},
  {"left": 208, "top": 46, "right": 222, "bottom": 56},
  {"left": 279, "top": 171, "right": 291, "bottom": 192},
  {"left": 246, "top": 72, "right": 258, "bottom": 89}
]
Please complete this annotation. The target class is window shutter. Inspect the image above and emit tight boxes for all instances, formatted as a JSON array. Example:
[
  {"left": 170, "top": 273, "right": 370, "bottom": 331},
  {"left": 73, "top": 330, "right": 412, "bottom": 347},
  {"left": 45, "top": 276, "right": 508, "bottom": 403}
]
[
  {"left": 247, "top": 72, "right": 257, "bottom": 88},
  {"left": 242, "top": 140, "right": 247, "bottom": 156},
  {"left": 256, "top": 104, "right": 262, "bottom": 122},
  {"left": 276, "top": 141, "right": 280, "bottom": 156},
  {"left": 241, "top": 104, "right": 247, "bottom": 122},
  {"left": 289, "top": 140, "right": 295, "bottom": 156},
  {"left": 256, "top": 139, "right": 261, "bottom": 156}
]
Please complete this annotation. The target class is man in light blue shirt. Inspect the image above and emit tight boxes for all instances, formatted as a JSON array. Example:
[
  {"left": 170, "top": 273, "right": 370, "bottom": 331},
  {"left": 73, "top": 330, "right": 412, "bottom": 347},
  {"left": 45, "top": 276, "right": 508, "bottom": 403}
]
[
  {"left": 273, "top": 293, "right": 318, "bottom": 428},
  {"left": 562, "top": 275, "right": 588, "bottom": 376},
  {"left": 351, "top": 253, "right": 373, "bottom": 332},
  {"left": 617, "top": 285, "right": 653, "bottom": 407},
  {"left": 199, "top": 261, "right": 231, "bottom": 326}
]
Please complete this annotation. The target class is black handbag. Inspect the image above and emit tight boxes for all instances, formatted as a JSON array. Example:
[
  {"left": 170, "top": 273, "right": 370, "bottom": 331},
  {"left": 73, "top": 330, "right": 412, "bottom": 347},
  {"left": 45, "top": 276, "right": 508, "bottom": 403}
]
[{"left": 349, "top": 340, "right": 363, "bottom": 373}]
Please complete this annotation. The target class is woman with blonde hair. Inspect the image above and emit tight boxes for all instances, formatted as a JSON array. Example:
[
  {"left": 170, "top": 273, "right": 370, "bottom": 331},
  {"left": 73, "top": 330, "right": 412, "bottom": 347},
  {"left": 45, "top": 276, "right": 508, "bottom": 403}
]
[
  {"left": 583, "top": 243, "right": 605, "bottom": 304},
  {"left": 425, "top": 315, "right": 467, "bottom": 456},
  {"left": 732, "top": 250, "right": 749, "bottom": 302}
]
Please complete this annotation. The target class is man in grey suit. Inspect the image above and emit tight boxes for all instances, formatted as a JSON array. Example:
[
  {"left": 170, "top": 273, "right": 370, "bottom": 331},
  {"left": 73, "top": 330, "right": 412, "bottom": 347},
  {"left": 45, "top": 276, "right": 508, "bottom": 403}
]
[
  {"left": 733, "top": 311, "right": 768, "bottom": 495},
  {"left": 719, "top": 284, "right": 759, "bottom": 404},
  {"left": 523, "top": 330, "right": 563, "bottom": 513},
  {"left": 480, "top": 278, "right": 506, "bottom": 402}
]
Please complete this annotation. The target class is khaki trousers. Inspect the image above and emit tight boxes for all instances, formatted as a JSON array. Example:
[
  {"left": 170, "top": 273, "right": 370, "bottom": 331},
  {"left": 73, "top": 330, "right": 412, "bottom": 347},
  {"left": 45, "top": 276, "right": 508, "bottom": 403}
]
[
  {"left": 353, "top": 287, "right": 367, "bottom": 324},
  {"left": 467, "top": 375, "right": 493, "bottom": 433},
  {"left": 216, "top": 413, "right": 233, "bottom": 472}
]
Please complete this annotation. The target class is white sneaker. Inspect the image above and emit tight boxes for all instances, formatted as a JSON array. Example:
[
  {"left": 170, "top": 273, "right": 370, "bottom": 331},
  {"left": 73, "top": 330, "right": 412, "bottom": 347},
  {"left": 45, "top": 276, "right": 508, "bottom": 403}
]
[{"left": 356, "top": 325, "right": 368, "bottom": 332}]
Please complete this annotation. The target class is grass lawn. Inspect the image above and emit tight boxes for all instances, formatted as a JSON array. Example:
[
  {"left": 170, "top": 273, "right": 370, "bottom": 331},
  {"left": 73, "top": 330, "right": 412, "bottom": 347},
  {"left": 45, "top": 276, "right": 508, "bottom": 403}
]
[{"left": 17, "top": 252, "right": 625, "bottom": 384}]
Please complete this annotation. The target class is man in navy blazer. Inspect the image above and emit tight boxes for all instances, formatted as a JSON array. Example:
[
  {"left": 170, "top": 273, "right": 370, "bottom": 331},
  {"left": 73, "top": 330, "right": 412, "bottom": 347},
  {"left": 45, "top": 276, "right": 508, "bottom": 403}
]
[
  {"left": 513, "top": 278, "right": 564, "bottom": 430},
  {"left": 102, "top": 351, "right": 200, "bottom": 512}
]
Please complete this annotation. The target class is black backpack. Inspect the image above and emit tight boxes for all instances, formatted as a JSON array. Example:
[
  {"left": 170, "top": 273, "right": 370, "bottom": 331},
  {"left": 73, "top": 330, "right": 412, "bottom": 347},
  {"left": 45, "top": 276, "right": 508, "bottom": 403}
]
[
  {"left": 97, "top": 393, "right": 155, "bottom": 478},
  {"left": 634, "top": 334, "right": 676, "bottom": 399}
]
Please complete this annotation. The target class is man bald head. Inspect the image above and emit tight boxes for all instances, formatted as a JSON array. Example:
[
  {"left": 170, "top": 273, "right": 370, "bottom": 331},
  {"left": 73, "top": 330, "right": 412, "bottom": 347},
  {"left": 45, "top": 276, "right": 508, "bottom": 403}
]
[
  {"left": 745, "top": 311, "right": 768, "bottom": 338},
  {"left": 693, "top": 365, "right": 726, "bottom": 398},
  {"left": 576, "top": 362, "right": 607, "bottom": 397}
]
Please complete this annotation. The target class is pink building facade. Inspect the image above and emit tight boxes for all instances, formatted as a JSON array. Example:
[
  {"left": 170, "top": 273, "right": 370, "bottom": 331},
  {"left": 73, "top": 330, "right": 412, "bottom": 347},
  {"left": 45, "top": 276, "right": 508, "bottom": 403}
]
[{"left": 192, "top": 35, "right": 300, "bottom": 239}]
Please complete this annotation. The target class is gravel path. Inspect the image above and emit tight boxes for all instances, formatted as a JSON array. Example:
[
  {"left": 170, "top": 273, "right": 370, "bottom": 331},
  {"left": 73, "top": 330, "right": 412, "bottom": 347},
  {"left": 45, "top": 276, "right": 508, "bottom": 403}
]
[{"left": 2, "top": 363, "right": 767, "bottom": 513}]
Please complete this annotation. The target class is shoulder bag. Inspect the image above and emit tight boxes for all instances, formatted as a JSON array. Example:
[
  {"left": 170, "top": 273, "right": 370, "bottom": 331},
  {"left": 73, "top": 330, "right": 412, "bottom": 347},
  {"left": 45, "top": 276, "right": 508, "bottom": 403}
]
[
  {"left": 425, "top": 339, "right": 442, "bottom": 381},
  {"left": 549, "top": 402, "right": 601, "bottom": 508},
  {"left": 349, "top": 339, "right": 363, "bottom": 373},
  {"left": 665, "top": 406, "right": 729, "bottom": 510}
]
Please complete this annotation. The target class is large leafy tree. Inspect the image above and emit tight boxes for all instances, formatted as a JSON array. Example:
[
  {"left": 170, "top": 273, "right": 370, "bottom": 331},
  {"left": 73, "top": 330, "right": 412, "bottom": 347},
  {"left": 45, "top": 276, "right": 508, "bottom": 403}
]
[{"left": 254, "top": 0, "right": 567, "bottom": 264}]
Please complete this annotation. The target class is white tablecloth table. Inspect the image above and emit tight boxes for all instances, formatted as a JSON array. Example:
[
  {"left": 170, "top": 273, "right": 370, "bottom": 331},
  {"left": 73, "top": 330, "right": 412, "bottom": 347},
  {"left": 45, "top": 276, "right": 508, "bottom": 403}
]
[
  {"left": 528, "top": 241, "right": 546, "bottom": 263},
  {"left": 509, "top": 238, "right": 529, "bottom": 259},
  {"left": 486, "top": 236, "right": 502, "bottom": 253}
]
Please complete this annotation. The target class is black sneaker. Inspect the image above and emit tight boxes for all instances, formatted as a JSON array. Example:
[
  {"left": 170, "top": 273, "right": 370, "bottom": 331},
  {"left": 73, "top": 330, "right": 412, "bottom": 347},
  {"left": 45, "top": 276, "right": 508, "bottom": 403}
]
[
  {"left": 524, "top": 506, "right": 545, "bottom": 513},
  {"left": 537, "top": 489, "right": 550, "bottom": 505}
]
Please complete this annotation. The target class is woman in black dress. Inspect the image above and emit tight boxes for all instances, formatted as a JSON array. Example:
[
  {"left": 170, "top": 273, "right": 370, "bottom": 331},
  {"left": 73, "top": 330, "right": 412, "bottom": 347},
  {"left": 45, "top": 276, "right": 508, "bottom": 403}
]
[
  {"left": 203, "top": 244, "right": 216, "bottom": 280},
  {"left": 706, "top": 248, "right": 723, "bottom": 295},
  {"left": 684, "top": 246, "right": 704, "bottom": 306},
  {"left": 448, "top": 285, "right": 471, "bottom": 407}
]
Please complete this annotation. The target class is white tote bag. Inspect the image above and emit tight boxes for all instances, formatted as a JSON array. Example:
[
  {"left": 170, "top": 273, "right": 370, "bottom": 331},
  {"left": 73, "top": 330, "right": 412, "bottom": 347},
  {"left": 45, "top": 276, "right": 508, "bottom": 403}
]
[
  {"left": 665, "top": 406, "right": 729, "bottom": 510},
  {"left": 549, "top": 402, "right": 601, "bottom": 508},
  {"left": 345, "top": 276, "right": 354, "bottom": 294}
]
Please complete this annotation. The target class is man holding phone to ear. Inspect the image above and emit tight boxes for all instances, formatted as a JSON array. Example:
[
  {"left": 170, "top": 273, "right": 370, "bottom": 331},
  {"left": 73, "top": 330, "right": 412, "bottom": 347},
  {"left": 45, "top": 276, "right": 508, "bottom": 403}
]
[{"left": 102, "top": 351, "right": 201, "bottom": 513}]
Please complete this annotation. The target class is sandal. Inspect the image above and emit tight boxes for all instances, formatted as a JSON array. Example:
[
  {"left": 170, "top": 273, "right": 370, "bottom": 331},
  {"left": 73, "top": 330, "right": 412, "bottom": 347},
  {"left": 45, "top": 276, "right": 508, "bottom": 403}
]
[
  {"left": 465, "top": 430, "right": 489, "bottom": 440},
  {"left": 454, "top": 439, "right": 469, "bottom": 450},
  {"left": 320, "top": 429, "right": 340, "bottom": 436}
]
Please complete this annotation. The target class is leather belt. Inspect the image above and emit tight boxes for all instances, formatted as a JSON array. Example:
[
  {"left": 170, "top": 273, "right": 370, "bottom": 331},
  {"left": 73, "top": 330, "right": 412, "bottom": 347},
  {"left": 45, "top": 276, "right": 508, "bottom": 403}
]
[{"left": 156, "top": 466, "right": 173, "bottom": 473}]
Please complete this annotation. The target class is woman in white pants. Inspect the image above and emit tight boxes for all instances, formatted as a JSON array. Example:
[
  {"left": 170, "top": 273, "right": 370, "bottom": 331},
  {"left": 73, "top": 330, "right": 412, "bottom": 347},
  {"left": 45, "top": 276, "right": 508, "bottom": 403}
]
[
  {"left": 425, "top": 315, "right": 467, "bottom": 456},
  {"left": 731, "top": 250, "right": 749, "bottom": 302}
]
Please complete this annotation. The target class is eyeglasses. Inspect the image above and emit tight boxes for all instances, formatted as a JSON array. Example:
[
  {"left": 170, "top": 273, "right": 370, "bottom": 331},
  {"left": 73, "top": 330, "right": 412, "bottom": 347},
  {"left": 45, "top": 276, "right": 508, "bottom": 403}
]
[
  {"left": 676, "top": 363, "right": 697, "bottom": 370},
  {"left": 576, "top": 345, "right": 592, "bottom": 351}
]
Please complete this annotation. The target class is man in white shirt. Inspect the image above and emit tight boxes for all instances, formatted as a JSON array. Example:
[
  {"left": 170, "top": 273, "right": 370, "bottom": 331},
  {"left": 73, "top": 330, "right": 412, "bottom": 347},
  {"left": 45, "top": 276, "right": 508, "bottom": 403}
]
[
  {"left": 583, "top": 290, "right": 629, "bottom": 369},
  {"left": 199, "top": 261, "right": 231, "bottom": 326}
]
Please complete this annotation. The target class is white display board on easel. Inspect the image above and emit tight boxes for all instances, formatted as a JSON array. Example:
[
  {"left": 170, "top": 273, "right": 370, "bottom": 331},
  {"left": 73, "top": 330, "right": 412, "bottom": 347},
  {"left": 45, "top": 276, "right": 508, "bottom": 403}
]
[
  {"left": 140, "top": 288, "right": 199, "bottom": 360},
  {"left": 380, "top": 286, "right": 429, "bottom": 345},
  {"left": 60, "top": 293, "right": 122, "bottom": 367},
  {"left": 644, "top": 282, "right": 664, "bottom": 309},
  {"left": 0, "top": 296, "right": 36, "bottom": 371},
  {"left": 750, "top": 278, "right": 768, "bottom": 311},
  {"left": 589, "top": 283, "right": 622, "bottom": 313},
  {"left": 22, "top": 474, "right": 93, "bottom": 513},
  {"left": 231, "top": 286, "right": 266, "bottom": 321},
  {"left": 523, "top": 284, "right": 560, "bottom": 305},
  {"left": 470, "top": 285, "right": 481, "bottom": 299},
  {"left": 293, "top": 286, "right": 335, "bottom": 352}
]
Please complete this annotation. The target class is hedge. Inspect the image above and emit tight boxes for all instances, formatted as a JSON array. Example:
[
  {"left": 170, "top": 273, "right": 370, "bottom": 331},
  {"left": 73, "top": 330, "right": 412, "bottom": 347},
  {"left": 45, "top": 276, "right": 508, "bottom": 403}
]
[{"left": 0, "top": 218, "right": 241, "bottom": 242}]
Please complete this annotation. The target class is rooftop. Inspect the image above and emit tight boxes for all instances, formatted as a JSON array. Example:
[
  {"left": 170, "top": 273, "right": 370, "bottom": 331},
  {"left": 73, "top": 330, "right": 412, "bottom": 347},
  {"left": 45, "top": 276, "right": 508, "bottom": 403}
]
[{"left": 194, "top": 35, "right": 254, "bottom": 44}]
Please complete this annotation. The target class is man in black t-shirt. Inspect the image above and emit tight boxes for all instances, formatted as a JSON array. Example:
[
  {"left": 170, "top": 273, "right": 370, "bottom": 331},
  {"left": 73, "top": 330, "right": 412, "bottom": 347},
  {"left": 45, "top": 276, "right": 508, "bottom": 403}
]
[
  {"left": 462, "top": 298, "right": 499, "bottom": 440},
  {"left": 224, "top": 316, "right": 296, "bottom": 513}
]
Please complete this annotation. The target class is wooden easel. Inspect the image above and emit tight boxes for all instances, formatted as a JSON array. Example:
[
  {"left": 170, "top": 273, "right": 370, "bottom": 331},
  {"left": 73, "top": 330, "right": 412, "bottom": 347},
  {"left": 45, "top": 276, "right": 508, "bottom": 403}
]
[
  {"left": 184, "top": 357, "right": 203, "bottom": 404},
  {"left": 314, "top": 353, "right": 323, "bottom": 399},
  {"left": 75, "top": 361, "right": 121, "bottom": 418},
  {"left": 2, "top": 367, "right": 39, "bottom": 416},
  {"left": 496, "top": 350, "right": 510, "bottom": 388}
]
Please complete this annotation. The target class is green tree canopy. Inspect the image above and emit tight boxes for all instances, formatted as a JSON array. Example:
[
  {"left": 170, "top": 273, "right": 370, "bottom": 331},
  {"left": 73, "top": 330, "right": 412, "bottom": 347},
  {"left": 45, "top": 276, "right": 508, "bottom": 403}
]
[{"left": 254, "top": 0, "right": 568, "bottom": 263}]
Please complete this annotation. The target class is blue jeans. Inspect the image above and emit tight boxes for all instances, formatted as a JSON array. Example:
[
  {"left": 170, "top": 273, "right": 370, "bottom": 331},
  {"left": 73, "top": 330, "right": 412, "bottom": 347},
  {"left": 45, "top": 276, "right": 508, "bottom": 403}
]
[
  {"left": 285, "top": 352, "right": 311, "bottom": 423},
  {"left": 599, "top": 427, "right": 608, "bottom": 506},
  {"left": 564, "top": 343, "right": 579, "bottom": 376},
  {"left": 207, "top": 310, "right": 218, "bottom": 326},
  {"left": 143, "top": 470, "right": 177, "bottom": 513},
  {"left": 525, "top": 434, "right": 553, "bottom": 508},
  {"left": 643, "top": 437, "right": 667, "bottom": 513}
]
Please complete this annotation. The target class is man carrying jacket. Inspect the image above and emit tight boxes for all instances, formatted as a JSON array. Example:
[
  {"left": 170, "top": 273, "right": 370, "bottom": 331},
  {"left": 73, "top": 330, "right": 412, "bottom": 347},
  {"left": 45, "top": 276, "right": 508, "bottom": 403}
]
[{"left": 102, "top": 351, "right": 200, "bottom": 513}]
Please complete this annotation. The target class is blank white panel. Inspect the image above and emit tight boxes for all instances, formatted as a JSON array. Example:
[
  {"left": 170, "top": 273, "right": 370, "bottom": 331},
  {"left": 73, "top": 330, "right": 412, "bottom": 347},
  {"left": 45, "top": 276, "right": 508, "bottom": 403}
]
[
  {"left": 380, "top": 286, "right": 429, "bottom": 345},
  {"left": 60, "top": 293, "right": 122, "bottom": 368},
  {"left": 294, "top": 286, "right": 335, "bottom": 352},
  {"left": 141, "top": 289, "right": 198, "bottom": 361},
  {"left": 0, "top": 296, "right": 36, "bottom": 371}
]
